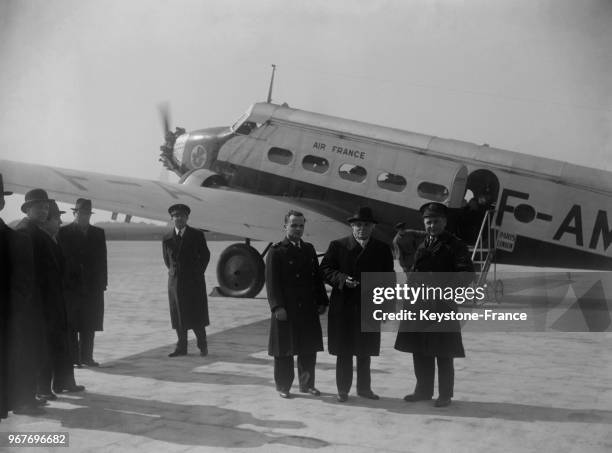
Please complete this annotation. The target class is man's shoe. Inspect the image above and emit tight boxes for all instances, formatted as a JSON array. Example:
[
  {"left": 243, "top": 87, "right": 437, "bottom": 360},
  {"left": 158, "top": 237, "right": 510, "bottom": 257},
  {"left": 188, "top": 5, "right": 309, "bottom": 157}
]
[
  {"left": 13, "top": 404, "right": 46, "bottom": 415},
  {"left": 357, "top": 390, "right": 380, "bottom": 400},
  {"left": 278, "top": 390, "right": 291, "bottom": 399},
  {"left": 299, "top": 387, "right": 321, "bottom": 396},
  {"left": 34, "top": 396, "right": 49, "bottom": 406},
  {"left": 64, "top": 384, "right": 86, "bottom": 393},
  {"left": 37, "top": 392, "right": 57, "bottom": 401},
  {"left": 403, "top": 393, "right": 432, "bottom": 402},
  {"left": 83, "top": 360, "right": 100, "bottom": 367},
  {"left": 336, "top": 393, "right": 348, "bottom": 402},
  {"left": 434, "top": 397, "right": 452, "bottom": 407},
  {"left": 168, "top": 350, "right": 187, "bottom": 357}
]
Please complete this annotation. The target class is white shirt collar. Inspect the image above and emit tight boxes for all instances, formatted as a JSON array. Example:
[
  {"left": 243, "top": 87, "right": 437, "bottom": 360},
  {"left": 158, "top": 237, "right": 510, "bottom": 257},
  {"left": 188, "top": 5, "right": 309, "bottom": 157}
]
[{"left": 175, "top": 227, "right": 185, "bottom": 236}]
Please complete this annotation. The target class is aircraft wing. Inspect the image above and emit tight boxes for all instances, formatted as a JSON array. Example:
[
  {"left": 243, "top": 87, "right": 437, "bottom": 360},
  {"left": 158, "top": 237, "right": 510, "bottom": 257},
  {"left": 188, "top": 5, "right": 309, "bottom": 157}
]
[{"left": 0, "top": 160, "right": 347, "bottom": 249}]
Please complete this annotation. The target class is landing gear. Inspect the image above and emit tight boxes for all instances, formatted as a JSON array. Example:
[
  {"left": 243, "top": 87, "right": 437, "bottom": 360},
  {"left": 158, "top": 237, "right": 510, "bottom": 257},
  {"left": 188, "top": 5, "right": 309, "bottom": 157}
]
[{"left": 215, "top": 243, "right": 265, "bottom": 297}]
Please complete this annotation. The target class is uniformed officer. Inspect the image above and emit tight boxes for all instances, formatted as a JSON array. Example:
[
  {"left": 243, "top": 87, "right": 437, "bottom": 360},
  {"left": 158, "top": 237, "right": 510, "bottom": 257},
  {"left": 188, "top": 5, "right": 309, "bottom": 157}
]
[
  {"left": 162, "top": 204, "right": 210, "bottom": 357},
  {"left": 266, "top": 210, "right": 329, "bottom": 398},
  {"left": 394, "top": 202, "right": 475, "bottom": 407}
]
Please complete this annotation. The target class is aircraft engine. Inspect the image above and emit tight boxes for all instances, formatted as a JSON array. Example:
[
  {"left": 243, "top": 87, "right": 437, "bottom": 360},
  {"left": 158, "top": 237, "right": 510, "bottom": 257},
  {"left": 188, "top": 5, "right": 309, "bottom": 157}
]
[{"left": 179, "top": 168, "right": 227, "bottom": 188}]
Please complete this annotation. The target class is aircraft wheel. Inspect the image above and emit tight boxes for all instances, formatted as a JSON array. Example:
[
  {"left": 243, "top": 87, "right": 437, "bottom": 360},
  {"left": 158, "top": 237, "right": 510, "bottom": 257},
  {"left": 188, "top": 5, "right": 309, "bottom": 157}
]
[{"left": 216, "top": 243, "right": 265, "bottom": 297}]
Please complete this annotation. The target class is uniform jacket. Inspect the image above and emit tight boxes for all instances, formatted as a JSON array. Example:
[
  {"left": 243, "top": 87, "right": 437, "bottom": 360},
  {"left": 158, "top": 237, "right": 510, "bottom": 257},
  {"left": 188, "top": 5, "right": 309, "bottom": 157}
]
[
  {"left": 320, "top": 235, "right": 394, "bottom": 356},
  {"left": 265, "top": 238, "right": 328, "bottom": 357},
  {"left": 162, "top": 225, "right": 210, "bottom": 330},
  {"left": 394, "top": 231, "right": 474, "bottom": 358},
  {"left": 58, "top": 223, "right": 107, "bottom": 331}
]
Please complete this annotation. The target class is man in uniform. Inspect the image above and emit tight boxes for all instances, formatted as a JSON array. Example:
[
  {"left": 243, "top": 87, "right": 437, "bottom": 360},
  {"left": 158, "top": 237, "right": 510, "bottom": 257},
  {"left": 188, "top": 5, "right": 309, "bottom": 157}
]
[
  {"left": 162, "top": 204, "right": 210, "bottom": 357},
  {"left": 320, "top": 207, "right": 394, "bottom": 402},
  {"left": 58, "top": 199, "right": 107, "bottom": 367},
  {"left": 394, "top": 202, "right": 475, "bottom": 407},
  {"left": 266, "top": 210, "right": 329, "bottom": 399}
]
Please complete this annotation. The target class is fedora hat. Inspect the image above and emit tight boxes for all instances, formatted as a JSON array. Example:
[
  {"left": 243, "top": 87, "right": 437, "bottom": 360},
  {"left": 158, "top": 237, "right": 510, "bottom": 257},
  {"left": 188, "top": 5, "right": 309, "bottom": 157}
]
[
  {"left": 47, "top": 200, "right": 66, "bottom": 219},
  {"left": 72, "top": 198, "right": 94, "bottom": 213},
  {"left": 419, "top": 202, "right": 448, "bottom": 218},
  {"left": 0, "top": 174, "right": 12, "bottom": 196},
  {"left": 168, "top": 203, "right": 191, "bottom": 216},
  {"left": 21, "top": 188, "right": 53, "bottom": 213},
  {"left": 347, "top": 206, "right": 378, "bottom": 224}
]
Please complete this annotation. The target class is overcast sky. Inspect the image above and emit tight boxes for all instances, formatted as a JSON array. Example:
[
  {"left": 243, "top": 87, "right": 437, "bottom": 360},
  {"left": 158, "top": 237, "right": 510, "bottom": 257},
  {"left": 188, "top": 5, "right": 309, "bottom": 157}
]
[{"left": 1, "top": 0, "right": 611, "bottom": 221}]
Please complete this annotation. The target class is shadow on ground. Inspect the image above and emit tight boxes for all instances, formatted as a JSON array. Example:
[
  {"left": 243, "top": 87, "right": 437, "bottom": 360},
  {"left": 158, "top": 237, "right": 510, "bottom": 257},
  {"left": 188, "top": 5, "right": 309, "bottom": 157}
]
[{"left": 45, "top": 392, "right": 329, "bottom": 449}]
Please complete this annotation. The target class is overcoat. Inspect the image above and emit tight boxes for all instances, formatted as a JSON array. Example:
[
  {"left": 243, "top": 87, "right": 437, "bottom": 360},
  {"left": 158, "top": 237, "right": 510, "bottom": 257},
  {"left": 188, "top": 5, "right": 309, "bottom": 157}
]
[
  {"left": 394, "top": 231, "right": 474, "bottom": 357},
  {"left": 320, "top": 235, "right": 394, "bottom": 356},
  {"left": 162, "top": 226, "right": 210, "bottom": 330},
  {"left": 0, "top": 219, "right": 33, "bottom": 419},
  {"left": 266, "top": 238, "right": 328, "bottom": 357},
  {"left": 58, "top": 223, "right": 107, "bottom": 331}
]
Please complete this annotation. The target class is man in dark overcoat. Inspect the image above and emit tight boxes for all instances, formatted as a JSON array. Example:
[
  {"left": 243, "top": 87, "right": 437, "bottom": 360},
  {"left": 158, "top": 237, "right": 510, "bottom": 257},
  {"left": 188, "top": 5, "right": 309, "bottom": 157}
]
[
  {"left": 395, "top": 202, "right": 474, "bottom": 407},
  {"left": 14, "top": 188, "right": 56, "bottom": 415},
  {"left": 162, "top": 204, "right": 210, "bottom": 357},
  {"left": 58, "top": 198, "right": 107, "bottom": 367},
  {"left": 320, "top": 207, "right": 394, "bottom": 402},
  {"left": 266, "top": 210, "right": 329, "bottom": 398},
  {"left": 0, "top": 176, "right": 35, "bottom": 419},
  {"left": 39, "top": 201, "right": 85, "bottom": 397}
]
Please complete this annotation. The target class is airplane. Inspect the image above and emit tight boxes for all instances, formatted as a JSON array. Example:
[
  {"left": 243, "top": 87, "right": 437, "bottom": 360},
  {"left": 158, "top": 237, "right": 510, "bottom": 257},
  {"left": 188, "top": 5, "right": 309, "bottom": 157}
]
[{"left": 2, "top": 80, "right": 611, "bottom": 298}]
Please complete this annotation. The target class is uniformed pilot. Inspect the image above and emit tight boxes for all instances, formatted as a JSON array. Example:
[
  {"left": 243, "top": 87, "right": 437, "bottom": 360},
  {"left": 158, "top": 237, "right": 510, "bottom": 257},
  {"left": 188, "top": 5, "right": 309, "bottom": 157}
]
[
  {"left": 266, "top": 210, "right": 329, "bottom": 399},
  {"left": 394, "top": 202, "right": 475, "bottom": 407}
]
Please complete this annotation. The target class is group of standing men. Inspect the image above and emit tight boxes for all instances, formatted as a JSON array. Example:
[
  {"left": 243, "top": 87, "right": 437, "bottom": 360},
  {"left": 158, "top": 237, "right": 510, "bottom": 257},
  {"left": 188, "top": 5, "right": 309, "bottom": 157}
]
[
  {"left": 0, "top": 179, "right": 107, "bottom": 420},
  {"left": 266, "top": 204, "right": 474, "bottom": 407}
]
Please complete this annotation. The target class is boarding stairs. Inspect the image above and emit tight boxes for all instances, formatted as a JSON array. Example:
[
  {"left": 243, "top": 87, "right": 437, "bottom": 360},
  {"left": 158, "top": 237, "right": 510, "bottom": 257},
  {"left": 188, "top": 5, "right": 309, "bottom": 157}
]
[{"left": 469, "top": 207, "right": 502, "bottom": 302}]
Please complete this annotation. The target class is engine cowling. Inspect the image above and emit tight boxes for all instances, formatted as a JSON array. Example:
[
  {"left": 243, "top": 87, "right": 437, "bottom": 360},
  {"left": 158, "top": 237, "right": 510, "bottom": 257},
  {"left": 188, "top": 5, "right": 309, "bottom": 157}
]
[{"left": 179, "top": 169, "right": 227, "bottom": 188}]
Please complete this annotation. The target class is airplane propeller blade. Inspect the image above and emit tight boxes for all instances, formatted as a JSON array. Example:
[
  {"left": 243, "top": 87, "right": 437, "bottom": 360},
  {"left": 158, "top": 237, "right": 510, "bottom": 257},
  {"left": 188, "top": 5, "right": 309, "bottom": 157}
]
[{"left": 158, "top": 102, "right": 171, "bottom": 138}]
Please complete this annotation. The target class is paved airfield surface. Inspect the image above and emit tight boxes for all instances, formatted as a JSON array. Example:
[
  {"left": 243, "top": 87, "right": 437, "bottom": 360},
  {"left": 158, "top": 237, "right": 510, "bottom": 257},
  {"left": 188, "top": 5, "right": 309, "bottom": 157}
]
[{"left": 2, "top": 241, "right": 611, "bottom": 452}]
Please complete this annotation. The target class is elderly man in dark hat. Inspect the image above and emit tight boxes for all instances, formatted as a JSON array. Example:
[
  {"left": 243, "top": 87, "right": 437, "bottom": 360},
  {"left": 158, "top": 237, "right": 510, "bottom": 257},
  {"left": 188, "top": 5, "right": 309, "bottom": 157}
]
[
  {"left": 1, "top": 177, "right": 38, "bottom": 418},
  {"left": 162, "top": 203, "right": 211, "bottom": 357},
  {"left": 58, "top": 198, "right": 107, "bottom": 367},
  {"left": 13, "top": 188, "right": 57, "bottom": 414},
  {"left": 394, "top": 202, "right": 475, "bottom": 407},
  {"left": 39, "top": 201, "right": 85, "bottom": 398},
  {"left": 320, "top": 206, "right": 394, "bottom": 402}
]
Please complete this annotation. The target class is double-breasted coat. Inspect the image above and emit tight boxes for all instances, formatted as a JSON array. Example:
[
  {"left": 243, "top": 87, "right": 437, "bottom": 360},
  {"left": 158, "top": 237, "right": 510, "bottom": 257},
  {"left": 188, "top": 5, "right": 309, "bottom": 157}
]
[
  {"left": 394, "top": 231, "right": 474, "bottom": 358},
  {"left": 266, "top": 238, "right": 329, "bottom": 357},
  {"left": 58, "top": 223, "right": 107, "bottom": 332},
  {"left": 320, "top": 235, "right": 394, "bottom": 356},
  {"left": 162, "top": 226, "right": 210, "bottom": 330}
]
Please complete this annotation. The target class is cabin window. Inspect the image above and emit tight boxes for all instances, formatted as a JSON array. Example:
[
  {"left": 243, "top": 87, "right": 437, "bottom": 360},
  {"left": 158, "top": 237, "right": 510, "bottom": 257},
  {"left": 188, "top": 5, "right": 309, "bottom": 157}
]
[
  {"left": 338, "top": 163, "right": 367, "bottom": 183},
  {"left": 302, "top": 155, "right": 329, "bottom": 174},
  {"left": 267, "top": 147, "right": 293, "bottom": 165},
  {"left": 377, "top": 172, "right": 406, "bottom": 192},
  {"left": 418, "top": 181, "right": 449, "bottom": 201}
]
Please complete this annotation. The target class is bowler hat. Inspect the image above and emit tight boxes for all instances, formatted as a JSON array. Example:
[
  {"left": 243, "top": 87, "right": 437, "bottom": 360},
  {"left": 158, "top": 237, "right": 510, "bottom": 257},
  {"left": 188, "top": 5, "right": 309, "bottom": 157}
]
[
  {"left": 0, "top": 174, "right": 12, "bottom": 196},
  {"left": 48, "top": 200, "right": 66, "bottom": 219},
  {"left": 21, "top": 188, "right": 53, "bottom": 213},
  {"left": 72, "top": 198, "right": 94, "bottom": 213},
  {"left": 168, "top": 203, "right": 191, "bottom": 216},
  {"left": 347, "top": 206, "right": 378, "bottom": 224},
  {"left": 419, "top": 202, "right": 448, "bottom": 218}
]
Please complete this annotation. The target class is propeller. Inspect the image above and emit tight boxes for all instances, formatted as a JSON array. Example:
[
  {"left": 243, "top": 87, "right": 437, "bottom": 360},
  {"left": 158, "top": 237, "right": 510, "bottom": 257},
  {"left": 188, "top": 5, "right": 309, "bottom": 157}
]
[{"left": 157, "top": 102, "right": 184, "bottom": 173}]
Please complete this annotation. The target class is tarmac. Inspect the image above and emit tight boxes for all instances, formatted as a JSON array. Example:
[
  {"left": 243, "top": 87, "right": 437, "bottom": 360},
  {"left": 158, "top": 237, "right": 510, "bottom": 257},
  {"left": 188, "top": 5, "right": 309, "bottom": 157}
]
[{"left": 1, "top": 241, "right": 611, "bottom": 452}]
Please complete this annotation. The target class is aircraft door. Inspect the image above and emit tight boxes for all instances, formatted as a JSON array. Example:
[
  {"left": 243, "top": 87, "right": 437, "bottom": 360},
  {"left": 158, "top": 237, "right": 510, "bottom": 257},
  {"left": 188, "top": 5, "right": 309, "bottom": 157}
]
[{"left": 448, "top": 165, "right": 468, "bottom": 208}]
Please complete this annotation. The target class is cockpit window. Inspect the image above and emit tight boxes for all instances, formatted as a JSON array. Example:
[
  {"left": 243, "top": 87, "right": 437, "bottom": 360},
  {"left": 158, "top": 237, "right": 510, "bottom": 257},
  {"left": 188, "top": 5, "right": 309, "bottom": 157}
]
[
  {"left": 338, "top": 163, "right": 367, "bottom": 183},
  {"left": 418, "top": 181, "right": 449, "bottom": 201},
  {"left": 377, "top": 172, "right": 407, "bottom": 192},
  {"left": 234, "top": 121, "right": 257, "bottom": 135}
]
